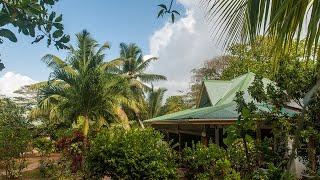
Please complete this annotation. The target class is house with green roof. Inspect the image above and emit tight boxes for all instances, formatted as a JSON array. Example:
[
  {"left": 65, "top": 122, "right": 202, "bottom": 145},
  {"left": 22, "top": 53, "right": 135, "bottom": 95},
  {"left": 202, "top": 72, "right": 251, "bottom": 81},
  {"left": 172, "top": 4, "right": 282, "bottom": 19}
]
[{"left": 145, "top": 72, "right": 300, "bottom": 150}]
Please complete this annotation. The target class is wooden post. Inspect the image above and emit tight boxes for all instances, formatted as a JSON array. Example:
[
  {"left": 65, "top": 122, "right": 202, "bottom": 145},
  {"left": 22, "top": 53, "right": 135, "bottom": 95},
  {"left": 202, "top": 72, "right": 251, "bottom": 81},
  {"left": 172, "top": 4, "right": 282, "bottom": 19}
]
[
  {"left": 201, "top": 125, "right": 208, "bottom": 146},
  {"left": 256, "top": 123, "right": 262, "bottom": 166},
  {"left": 215, "top": 126, "right": 220, "bottom": 146},
  {"left": 178, "top": 124, "right": 181, "bottom": 152}
]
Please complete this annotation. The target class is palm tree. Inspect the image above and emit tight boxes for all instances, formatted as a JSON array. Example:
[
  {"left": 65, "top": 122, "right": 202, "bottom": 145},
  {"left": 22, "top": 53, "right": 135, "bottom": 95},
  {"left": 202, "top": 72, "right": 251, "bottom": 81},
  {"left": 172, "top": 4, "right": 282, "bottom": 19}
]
[
  {"left": 30, "top": 30, "right": 135, "bottom": 135},
  {"left": 111, "top": 43, "right": 167, "bottom": 127},
  {"left": 147, "top": 87, "right": 167, "bottom": 119},
  {"left": 113, "top": 43, "right": 167, "bottom": 91},
  {"left": 202, "top": 0, "right": 319, "bottom": 171}
]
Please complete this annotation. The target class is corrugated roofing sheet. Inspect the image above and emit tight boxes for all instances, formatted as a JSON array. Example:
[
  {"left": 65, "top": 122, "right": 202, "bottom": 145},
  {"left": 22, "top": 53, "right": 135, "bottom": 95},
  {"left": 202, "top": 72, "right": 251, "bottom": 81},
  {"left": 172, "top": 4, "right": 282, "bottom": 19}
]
[{"left": 146, "top": 72, "right": 299, "bottom": 124}]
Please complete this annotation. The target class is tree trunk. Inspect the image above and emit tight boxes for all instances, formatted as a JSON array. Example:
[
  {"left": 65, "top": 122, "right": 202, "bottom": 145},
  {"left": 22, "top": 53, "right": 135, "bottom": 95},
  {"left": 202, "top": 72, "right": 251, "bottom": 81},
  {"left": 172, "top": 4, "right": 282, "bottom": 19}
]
[
  {"left": 136, "top": 113, "right": 145, "bottom": 129},
  {"left": 242, "top": 135, "right": 250, "bottom": 165},
  {"left": 256, "top": 123, "right": 262, "bottom": 166},
  {"left": 137, "top": 118, "right": 145, "bottom": 129},
  {"left": 287, "top": 106, "right": 306, "bottom": 171},
  {"left": 83, "top": 115, "right": 89, "bottom": 136},
  {"left": 307, "top": 135, "right": 317, "bottom": 175}
]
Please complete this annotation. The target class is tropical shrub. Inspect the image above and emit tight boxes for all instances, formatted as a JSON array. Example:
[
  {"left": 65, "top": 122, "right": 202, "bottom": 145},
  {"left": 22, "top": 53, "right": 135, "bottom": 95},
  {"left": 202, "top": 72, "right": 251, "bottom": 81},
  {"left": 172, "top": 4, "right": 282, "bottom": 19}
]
[
  {"left": 252, "top": 164, "right": 295, "bottom": 180},
  {"left": 33, "top": 137, "right": 55, "bottom": 156},
  {"left": 181, "top": 142, "right": 240, "bottom": 180},
  {"left": 33, "top": 137, "right": 55, "bottom": 178},
  {"left": 56, "top": 130, "right": 89, "bottom": 173},
  {"left": 86, "top": 127, "right": 179, "bottom": 179},
  {"left": 227, "top": 137, "right": 259, "bottom": 174},
  {"left": 0, "top": 99, "right": 32, "bottom": 179}
]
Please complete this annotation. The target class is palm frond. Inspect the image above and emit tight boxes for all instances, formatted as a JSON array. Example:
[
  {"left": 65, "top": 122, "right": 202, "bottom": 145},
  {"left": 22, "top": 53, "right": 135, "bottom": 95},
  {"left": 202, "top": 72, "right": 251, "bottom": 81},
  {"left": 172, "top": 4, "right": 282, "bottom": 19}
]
[
  {"left": 136, "top": 56, "right": 158, "bottom": 72},
  {"left": 202, "top": 0, "right": 319, "bottom": 61},
  {"left": 147, "top": 88, "right": 167, "bottom": 118},
  {"left": 42, "top": 54, "right": 67, "bottom": 70},
  {"left": 136, "top": 73, "right": 167, "bottom": 83}
]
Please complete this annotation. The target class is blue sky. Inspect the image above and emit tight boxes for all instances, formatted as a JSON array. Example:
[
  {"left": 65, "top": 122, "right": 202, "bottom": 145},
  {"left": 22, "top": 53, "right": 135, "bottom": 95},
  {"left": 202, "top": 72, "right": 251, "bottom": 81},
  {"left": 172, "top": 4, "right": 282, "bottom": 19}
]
[
  {"left": 0, "top": 0, "right": 184, "bottom": 80},
  {"left": 0, "top": 0, "right": 222, "bottom": 97}
]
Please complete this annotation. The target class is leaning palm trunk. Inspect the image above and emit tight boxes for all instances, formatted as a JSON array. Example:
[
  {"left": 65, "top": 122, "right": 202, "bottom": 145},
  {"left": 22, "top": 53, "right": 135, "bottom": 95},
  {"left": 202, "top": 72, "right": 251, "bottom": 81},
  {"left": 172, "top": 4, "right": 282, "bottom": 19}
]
[
  {"left": 115, "top": 106, "right": 131, "bottom": 130},
  {"left": 137, "top": 118, "right": 145, "bottom": 129}
]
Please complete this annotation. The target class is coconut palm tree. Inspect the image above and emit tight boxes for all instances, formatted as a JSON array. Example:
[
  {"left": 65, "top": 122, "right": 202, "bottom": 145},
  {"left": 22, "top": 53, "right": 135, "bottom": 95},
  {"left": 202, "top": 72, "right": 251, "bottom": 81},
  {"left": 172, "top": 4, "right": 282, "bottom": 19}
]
[
  {"left": 30, "top": 30, "right": 135, "bottom": 135},
  {"left": 202, "top": 0, "right": 320, "bottom": 171},
  {"left": 113, "top": 43, "right": 167, "bottom": 92},
  {"left": 146, "top": 87, "right": 167, "bottom": 119},
  {"left": 110, "top": 43, "right": 167, "bottom": 127}
]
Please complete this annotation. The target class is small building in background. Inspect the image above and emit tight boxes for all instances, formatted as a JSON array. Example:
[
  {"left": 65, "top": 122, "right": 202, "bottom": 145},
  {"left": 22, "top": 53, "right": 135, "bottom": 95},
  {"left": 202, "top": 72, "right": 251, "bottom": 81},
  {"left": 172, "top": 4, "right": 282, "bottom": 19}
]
[{"left": 145, "top": 72, "right": 300, "bottom": 151}]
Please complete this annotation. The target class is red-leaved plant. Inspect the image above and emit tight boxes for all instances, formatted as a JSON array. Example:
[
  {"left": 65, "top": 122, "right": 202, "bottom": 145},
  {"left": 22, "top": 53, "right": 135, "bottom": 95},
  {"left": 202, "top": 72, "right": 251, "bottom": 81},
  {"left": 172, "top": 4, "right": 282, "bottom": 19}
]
[{"left": 56, "top": 130, "right": 89, "bottom": 173}]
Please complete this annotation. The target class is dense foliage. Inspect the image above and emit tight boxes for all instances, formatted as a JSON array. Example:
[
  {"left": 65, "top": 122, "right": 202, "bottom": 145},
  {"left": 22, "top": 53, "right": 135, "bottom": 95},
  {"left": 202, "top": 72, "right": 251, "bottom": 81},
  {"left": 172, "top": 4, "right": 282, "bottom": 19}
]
[
  {"left": 190, "top": 38, "right": 320, "bottom": 175},
  {"left": 0, "top": 0, "right": 69, "bottom": 71},
  {"left": 182, "top": 143, "right": 240, "bottom": 179},
  {"left": 30, "top": 30, "right": 136, "bottom": 135},
  {"left": 56, "top": 130, "right": 88, "bottom": 173},
  {"left": 0, "top": 99, "right": 32, "bottom": 178},
  {"left": 0, "top": 0, "right": 68, "bottom": 48},
  {"left": 86, "top": 127, "right": 179, "bottom": 179},
  {"left": 111, "top": 43, "right": 167, "bottom": 127}
]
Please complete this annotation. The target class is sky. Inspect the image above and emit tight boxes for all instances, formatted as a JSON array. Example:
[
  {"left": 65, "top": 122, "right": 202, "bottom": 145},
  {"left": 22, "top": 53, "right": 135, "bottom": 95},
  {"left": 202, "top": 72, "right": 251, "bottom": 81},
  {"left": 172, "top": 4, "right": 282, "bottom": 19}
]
[{"left": 0, "top": 0, "right": 223, "bottom": 97}]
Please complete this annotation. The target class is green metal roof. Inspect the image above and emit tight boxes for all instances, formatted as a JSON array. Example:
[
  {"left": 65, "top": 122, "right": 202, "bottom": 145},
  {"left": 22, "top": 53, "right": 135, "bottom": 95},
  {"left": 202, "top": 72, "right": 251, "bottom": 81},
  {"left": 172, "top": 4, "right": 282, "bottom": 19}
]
[
  {"left": 146, "top": 102, "right": 298, "bottom": 123},
  {"left": 146, "top": 72, "right": 299, "bottom": 124},
  {"left": 201, "top": 72, "right": 274, "bottom": 107}
]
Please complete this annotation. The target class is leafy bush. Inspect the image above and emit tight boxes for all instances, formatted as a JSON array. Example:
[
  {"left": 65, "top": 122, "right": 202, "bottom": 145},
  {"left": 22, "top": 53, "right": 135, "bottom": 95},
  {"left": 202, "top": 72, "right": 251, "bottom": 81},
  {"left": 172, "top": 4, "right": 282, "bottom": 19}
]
[
  {"left": 227, "top": 137, "right": 259, "bottom": 175},
  {"left": 86, "top": 127, "right": 179, "bottom": 179},
  {"left": 33, "top": 137, "right": 55, "bottom": 178},
  {"left": 181, "top": 143, "right": 240, "bottom": 180},
  {"left": 39, "top": 158, "right": 56, "bottom": 178},
  {"left": 0, "top": 99, "right": 32, "bottom": 178},
  {"left": 56, "top": 130, "right": 88, "bottom": 173},
  {"left": 252, "top": 164, "right": 295, "bottom": 180},
  {"left": 33, "top": 137, "right": 54, "bottom": 156}
]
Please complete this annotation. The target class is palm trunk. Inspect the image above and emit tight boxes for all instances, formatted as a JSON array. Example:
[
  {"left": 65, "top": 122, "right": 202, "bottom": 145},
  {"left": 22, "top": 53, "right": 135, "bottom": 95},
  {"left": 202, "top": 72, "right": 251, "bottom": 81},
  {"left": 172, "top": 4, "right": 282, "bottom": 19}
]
[
  {"left": 83, "top": 115, "right": 89, "bottom": 136},
  {"left": 134, "top": 112, "right": 145, "bottom": 129},
  {"left": 137, "top": 118, "right": 145, "bottom": 129}
]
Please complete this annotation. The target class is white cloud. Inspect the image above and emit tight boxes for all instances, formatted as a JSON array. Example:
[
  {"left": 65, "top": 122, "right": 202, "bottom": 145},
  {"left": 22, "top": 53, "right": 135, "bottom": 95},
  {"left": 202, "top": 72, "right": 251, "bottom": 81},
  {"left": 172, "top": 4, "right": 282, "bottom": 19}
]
[
  {"left": 143, "top": 55, "right": 155, "bottom": 61},
  {"left": 148, "top": 1, "right": 223, "bottom": 97},
  {"left": 0, "top": 72, "right": 36, "bottom": 97}
]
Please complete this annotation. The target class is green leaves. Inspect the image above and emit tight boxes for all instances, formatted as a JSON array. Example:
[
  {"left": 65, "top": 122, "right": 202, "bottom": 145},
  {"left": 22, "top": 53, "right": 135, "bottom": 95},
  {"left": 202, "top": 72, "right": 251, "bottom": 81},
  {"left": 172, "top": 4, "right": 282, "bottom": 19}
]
[
  {"left": 158, "top": 4, "right": 167, "bottom": 11},
  {"left": 53, "top": 30, "right": 63, "bottom": 38},
  {"left": 171, "top": 13, "right": 175, "bottom": 23},
  {"left": 59, "top": 35, "right": 70, "bottom": 43},
  {"left": 0, "top": 29, "right": 17, "bottom": 42},
  {"left": 157, "top": 0, "right": 180, "bottom": 23},
  {"left": 202, "top": 0, "right": 319, "bottom": 66},
  {"left": 157, "top": 9, "right": 165, "bottom": 18},
  {"left": 55, "top": 15, "right": 63, "bottom": 22},
  {"left": 172, "top": 10, "right": 180, "bottom": 15},
  {"left": 0, "top": 0, "right": 69, "bottom": 50},
  {"left": 86, "top": 127, "right": 178, "bottom": 179},
  {"left": 0, "top": 61, "right": 4, "bottom": 71}
]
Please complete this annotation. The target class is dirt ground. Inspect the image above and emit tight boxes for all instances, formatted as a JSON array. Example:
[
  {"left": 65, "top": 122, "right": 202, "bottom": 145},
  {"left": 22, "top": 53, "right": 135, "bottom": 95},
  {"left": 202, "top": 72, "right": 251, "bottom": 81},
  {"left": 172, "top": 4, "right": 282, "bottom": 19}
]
[{"left": 0, "top": 153, "right": 60, "bottom": 176}]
